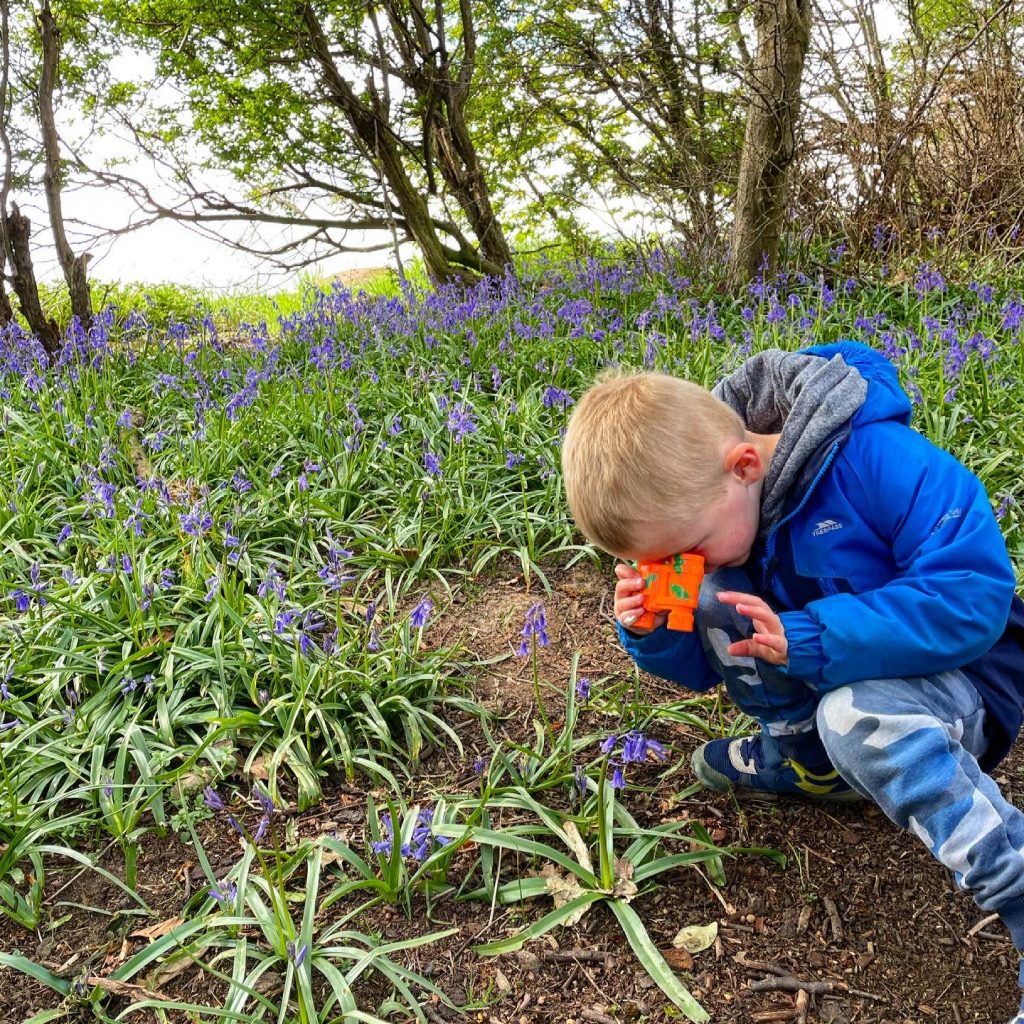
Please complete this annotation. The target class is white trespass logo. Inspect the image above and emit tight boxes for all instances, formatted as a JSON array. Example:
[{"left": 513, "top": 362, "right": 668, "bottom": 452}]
[{"left": 812, "top": 518, "right": 843, "bottom": 537}]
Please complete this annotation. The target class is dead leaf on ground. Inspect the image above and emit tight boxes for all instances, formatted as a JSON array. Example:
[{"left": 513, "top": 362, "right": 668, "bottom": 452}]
[
  {"left": 671, "top": 921, "right": 719, "bottom": 954},
  {"left": 660, "top": 947, "right": 694, "bottom": 970},
  {"left": 612, "top": 857, "right": 638, "bottom": 903},
  {"left": 83, "top": 973, "right": 173, "bottom": 1002},
  {"left": 541, "top": 863, "right": 593, "bottom": 926},
  {"left": 130, "top": 916, "right": 184, "bottom": 942}
]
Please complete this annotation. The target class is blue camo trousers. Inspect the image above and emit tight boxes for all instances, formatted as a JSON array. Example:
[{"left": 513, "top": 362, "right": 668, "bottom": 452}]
[{"left": 698, "top": 568, "right": 1024, "bottom": 921}]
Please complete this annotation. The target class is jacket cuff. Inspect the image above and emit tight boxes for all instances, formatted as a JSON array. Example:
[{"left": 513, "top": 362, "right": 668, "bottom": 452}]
[
  {"left": 999, "top": 892, "right": 1024, "bottom": 952},
  {"left": 779, "top": 611, "right": 826, "bottom": 687},
  {"left": 617, "top": 621, "right": 679, "bottom": 655}
]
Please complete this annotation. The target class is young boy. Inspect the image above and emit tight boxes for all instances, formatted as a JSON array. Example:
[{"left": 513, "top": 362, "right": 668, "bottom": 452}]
[{"left": 561, "top": 341, "right": 1024, "bottom": 1022}]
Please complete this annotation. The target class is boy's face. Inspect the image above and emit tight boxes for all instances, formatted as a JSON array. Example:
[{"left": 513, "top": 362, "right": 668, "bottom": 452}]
[{"left": 610, "top": 438, "right": 767, "bottom": 572}]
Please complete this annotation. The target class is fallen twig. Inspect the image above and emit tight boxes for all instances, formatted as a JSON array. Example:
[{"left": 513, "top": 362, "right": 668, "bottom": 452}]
[
  {"left": 734, "top": 951, "right": 789, "bottom": 976},
  {"left": 750, "top": 976, "right": 836, "bottom": 995},
  {"left": 822, "top": 895, "right": 844, "bottom": 943},
  {"left": 539, "top": 949, "right": 612, "bottom": 965},
  {"left": 795, "top": 989, "right": 810, "bottom": 1024},
  {"left": 967, "top": 912, "right": 1000, "bottom": 937}
]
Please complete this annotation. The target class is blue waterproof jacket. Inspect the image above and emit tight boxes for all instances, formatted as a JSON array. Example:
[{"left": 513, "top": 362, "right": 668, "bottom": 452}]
[{"left": 620, "top": 342, "right": 1024, "bottom": 769}]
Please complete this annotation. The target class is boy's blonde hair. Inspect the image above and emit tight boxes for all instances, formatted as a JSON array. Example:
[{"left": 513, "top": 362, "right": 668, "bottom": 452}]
[{"left": 561, "top": 371, "right": 745, "bottom": 553}]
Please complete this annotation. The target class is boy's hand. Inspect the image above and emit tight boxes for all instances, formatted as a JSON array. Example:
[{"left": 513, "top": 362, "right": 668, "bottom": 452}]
[
  {"left": 717, "top": 591, "right": 788, "bottom": 665},
  {"left": 614, "top": 562, "right": 667, "bottom": 635}
]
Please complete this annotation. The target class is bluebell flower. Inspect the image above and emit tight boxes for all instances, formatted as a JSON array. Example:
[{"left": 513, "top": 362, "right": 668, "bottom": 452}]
[
  {"left": 574, "top": 765, "right": 588, "bottom": 796},
  {"left": 516, "top": 602, "right": 549, "bottom": 655},
  {"left": 209, "top": 880, "right": 238, "bottom": 904},
  {"left": 203, "top": 787, "right": 227, "bottom": 813},
  {"left": 372, "top": 811, "right": 399, "bottom": 856},
  {"left": 274, "top": 608, "right": 299, "bottom": 634},
  {"left": 120, "top": 677, "right": 137, "bottom": 697},
  {"left": 600, "top": 734, "right": 617, "bottom": 755},
  {"left": 258, "top": 564, "right": 286, "bottom": 600},
  {"left": 12, "top": 589, "right": 30, "bottom": 614},
  {"left": 410, "top": 596, "right": 433, "bottom": 628},
  {"left": 423, "top": 450, "right": 442, "bottom": 478},
  {"left": 57, "top": 524, "right": 72, "bottom": 545},
  {"left": 446, "top": 402, "right": 477, "bottom": 442},
  {"left": 204, "top": 574, "right": 220, "bottom": 602},
  {"left": 542, "top": 385, "right": 573, "bottom": 410},
  {"left": 286, "top": 940, "right": 309, "bottom": 967},
  {"left": 621, "top": 730, "right": 668, "bottom": 764},
  {"left": 575, "top": 677, "right": 591, "bottom": 702},
  {"left": 610, "top": 765, "right": 626, "bottom": 790}
]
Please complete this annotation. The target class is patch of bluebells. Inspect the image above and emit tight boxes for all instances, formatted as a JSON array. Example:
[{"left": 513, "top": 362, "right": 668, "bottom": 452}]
[
  {"left": 372, "top": 807, "right": 451, "bottom": 861},
  {"left": 597, "top": 730, "right": 669, "bottom": 791}
]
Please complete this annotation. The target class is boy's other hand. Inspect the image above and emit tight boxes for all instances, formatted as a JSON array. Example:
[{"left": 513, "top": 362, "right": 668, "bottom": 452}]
[
  {"left": 717, "top": 591, "right": 789, "bottom": 665},
  {"left": 614, "top": 562, "right": 666, "bottom": 635}
]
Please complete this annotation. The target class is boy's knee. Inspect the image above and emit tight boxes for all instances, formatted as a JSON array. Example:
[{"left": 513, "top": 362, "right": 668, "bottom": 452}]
[{"left": 815, "top": 687, "right": 859, "bottom": 763}]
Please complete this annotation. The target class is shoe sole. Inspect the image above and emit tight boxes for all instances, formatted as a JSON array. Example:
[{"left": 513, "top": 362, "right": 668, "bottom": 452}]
[{"left": 691, "top": 745, "right": 865, "bottom": 804}]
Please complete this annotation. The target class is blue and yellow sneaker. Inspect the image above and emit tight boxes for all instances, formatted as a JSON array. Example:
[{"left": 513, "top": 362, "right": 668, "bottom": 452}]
[{"left": 692, "top": 734, "right": 862, "bottom": 803}]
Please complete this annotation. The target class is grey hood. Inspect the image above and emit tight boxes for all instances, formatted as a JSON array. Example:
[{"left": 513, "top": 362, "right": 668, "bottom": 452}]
[{"left": 712, "top": 350, "right": 868, "bottom": 534}]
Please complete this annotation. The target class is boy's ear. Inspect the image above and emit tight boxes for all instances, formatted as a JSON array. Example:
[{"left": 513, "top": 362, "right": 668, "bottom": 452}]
[{"left": 723, "top": 441, "right": 764, "bottom": 483}]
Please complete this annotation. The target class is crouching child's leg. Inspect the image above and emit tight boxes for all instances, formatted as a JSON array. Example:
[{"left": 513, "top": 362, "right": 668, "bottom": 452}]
[
  {"left": 816, "top": 673, "right": 1024, "bottom": 1022},
  {"left": 690, "top": 568, "right": 859, "bottom": 802}
]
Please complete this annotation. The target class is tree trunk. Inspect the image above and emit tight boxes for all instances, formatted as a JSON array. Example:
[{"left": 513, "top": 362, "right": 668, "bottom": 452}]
[
  {"left": 37, "top": 0, "right": 92, "bottom": 328},
  {"left": 430, "top": 104, "right": 513, "bottom": 270},
  {"left": 427, "top": 0, "right": 513, "bottom": 271},
  {"left": 7, "top": 203, "right": 60, "bottom": 353},
  {"left": 728, "top": 0, "right": 810, "bottom": 289},
  {"left": 301, "top": 2, "right": 481, "bottom": 284}
]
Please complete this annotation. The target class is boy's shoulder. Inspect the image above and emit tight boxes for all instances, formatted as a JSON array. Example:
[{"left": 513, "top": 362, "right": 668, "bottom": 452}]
[{"left": 838, "top": 416, "right": 983, "bottom": 496}]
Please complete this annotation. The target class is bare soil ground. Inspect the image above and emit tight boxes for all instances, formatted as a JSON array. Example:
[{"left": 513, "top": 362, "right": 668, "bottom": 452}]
[{"left": 2, "top": 559, "right": 1022, "bottom": 1024}]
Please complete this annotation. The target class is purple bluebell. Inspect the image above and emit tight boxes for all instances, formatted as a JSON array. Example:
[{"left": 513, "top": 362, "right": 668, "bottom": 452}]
[
  {"left": 286, "top": 940, "right": 309, "bottom": 967},
  {"left": 209, "top": 880, "right": 238, "bottom": 904},
  {"left": 516, "top": 602, "right": 549, "bottom": 656},
  {"left": 576, "top": 677, "right": 591, "bottom": 702},
  {"left": 204, "top": 574, "right": 220, "bottom": 602},
  {"left": 203, "top": 787, "right": 227, "bottom": 813},
  {"left": 410, "top": 596, "right": 433, "bottom": 629},
  {"left": 600, "top": 734, "right": 617, "bottom": 755},
  {"left": 423, "top": 451, "right": 442, "bottom": 478},
  {"left": 258, "top": 565, "right": 287, "bottom": 600}
]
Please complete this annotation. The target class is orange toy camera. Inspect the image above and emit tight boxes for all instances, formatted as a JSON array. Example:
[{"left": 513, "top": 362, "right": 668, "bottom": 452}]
[{"left": 634, "top": 553, "right": 705, "bottom": 631}]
